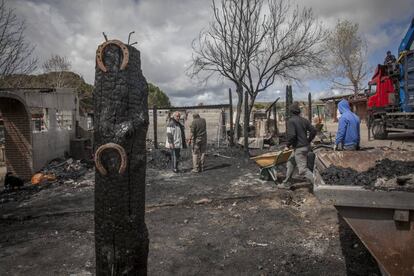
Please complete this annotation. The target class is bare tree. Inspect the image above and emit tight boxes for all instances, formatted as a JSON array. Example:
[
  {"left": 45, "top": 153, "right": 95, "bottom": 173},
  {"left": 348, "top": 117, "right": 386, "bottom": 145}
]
[
  {"left": 191, "top": 0, "right": 249, "bottom": 140},
  {"left": 0, "top": 0, "right": 37, "bottom": 78},
  {"left": 191, "top": 0, "right": 326, "bottom": 139},
  {"left": 42, "top": 54, "right": 72, "bottom": 88},
  {"left": 324, "top": 20, "right": 369, "bottom": 94}
]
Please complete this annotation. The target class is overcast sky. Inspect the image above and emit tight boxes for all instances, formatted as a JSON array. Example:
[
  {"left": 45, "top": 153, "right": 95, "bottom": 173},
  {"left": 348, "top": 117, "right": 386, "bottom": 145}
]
[{"left": 10, "top": 0, "right": 414, "bottom": 105}]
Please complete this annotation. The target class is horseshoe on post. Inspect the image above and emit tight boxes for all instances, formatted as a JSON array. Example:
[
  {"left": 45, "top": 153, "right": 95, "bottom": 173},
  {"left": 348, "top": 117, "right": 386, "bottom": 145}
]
[
  {"left": 95, "top": 143, "right": 127, "bottom": 176},
  {"left": 96, "top": 39, "right": 129, "bottom": 72}
]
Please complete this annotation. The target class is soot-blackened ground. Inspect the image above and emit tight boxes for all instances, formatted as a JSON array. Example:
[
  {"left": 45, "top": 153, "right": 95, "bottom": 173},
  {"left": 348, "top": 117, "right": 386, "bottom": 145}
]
[{"left": 0, "top": 146, "right": 380, "bottom": 275}]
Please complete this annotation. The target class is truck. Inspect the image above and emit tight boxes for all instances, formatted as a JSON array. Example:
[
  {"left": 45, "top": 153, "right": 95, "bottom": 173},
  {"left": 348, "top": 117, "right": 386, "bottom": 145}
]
[{"left": 367, "top": 18, "right": 414, "bottom": 139}]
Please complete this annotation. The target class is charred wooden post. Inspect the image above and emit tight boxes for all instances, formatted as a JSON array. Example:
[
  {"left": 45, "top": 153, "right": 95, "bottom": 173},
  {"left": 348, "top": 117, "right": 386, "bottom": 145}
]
[
  {"left": 273, "top": 103, "right": 278, "bottom": 136},
  {"left": 285, "top": 85, "right": 293, "bottom": 132},
  {"left": 244, "top": 90, "right": 249, "bottom": 157},
  {"left": 228, "top": 88, "right": 234, "bottom": 146},
  {"left": 285, "top": 85, "right": 288, "bottom": 132},
  {"left": 153, "top": 105, "right": 158, "bottom": 149},
  {"left": 94, "top": 40, "right": 149, "bottom": 275},
  {"left": 221, "top": 108, "right": 226, "bottom": 140},
  {"left": 308, "top": 92, "right": 312, "bottom": 122}
]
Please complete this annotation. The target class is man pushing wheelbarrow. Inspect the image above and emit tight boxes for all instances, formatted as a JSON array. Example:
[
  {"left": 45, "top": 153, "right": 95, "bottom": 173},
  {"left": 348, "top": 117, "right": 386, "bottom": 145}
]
[{"left": 251, "top": 102, "right": 317, "bottom": 189}]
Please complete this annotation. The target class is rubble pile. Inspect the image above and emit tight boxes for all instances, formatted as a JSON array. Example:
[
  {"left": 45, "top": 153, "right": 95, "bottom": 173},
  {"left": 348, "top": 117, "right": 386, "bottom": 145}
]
[
  {"left": 41, "top": 158, "right": 92, "bottom": 181},
  {"left": 321, "top": 158, "right": 414, "bottom": 191}
]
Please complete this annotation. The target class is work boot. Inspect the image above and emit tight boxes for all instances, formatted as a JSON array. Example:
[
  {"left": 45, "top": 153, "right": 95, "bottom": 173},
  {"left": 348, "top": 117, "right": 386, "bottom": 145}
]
[{"left": 277, "top": 182, "right": 291, "bottom": 189}]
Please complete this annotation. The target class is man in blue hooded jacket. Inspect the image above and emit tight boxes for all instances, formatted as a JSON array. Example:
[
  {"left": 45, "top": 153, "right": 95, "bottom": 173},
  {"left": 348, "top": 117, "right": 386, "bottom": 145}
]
[{"left": 335, "top": 99, "right": 360, "bottom": 151}]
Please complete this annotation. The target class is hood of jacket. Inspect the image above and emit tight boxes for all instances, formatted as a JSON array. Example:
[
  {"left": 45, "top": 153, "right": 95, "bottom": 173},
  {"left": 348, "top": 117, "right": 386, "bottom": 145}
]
[
  {"left": 289, "top": 102, "right": 301, "bottom": 115},
  {"left": 338, "top": 99, "right": 351, "bottom": 114}
]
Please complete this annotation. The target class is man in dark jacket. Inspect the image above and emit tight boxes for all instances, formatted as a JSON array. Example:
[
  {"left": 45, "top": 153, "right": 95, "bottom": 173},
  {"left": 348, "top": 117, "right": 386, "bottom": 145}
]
[
  {"left": 279, "top": 102, "right": 317, "bottom": 188},
  {"left": 166, "top": 111, "right": 186, "bottom": 173},
  {"left": 335, "top": 99, "right": 360, "bottom": 151},
  {"left": 189, "top": 113, "right": 207, "bottom": 172},
  {"left": 384, "top": 50, "right": 397, "bottom": 65}
]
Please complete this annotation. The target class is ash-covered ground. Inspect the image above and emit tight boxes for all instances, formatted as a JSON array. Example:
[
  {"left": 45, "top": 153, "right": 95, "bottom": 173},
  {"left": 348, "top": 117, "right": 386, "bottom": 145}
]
[{"left": 0, "top": 145, "right": 380, "bottom": 275}]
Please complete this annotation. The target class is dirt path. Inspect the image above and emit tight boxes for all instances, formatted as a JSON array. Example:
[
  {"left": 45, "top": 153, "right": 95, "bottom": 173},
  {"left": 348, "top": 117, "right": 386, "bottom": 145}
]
[{"left": 0, "top": 149, "right": 380, "bottom": 275}]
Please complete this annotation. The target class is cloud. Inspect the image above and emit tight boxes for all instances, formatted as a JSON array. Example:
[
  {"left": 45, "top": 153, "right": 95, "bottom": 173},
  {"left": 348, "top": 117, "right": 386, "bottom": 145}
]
[{"left": 9, "top": 0, "right": 414, "bottom": 105}]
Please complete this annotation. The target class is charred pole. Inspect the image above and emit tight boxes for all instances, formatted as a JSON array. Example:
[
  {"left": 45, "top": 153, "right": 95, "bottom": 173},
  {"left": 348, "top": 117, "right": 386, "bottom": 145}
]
[
  {"left": 308, "top": 92, "right": 312, "bottom": 122},
  {"left": 285, "top": 85, "right": 293, "bottom": 132},
  {"left": 244, "top": 90, "right": 249, "bottom": 158},
  {"left": 94, "top": 39, "right": 149, "bottom": 275},
  {"left": 228, "top": 88, "right": 234, "bottom": 146},
  {"left": 153, "top": 105, "right": 158, "bottom": 149}
]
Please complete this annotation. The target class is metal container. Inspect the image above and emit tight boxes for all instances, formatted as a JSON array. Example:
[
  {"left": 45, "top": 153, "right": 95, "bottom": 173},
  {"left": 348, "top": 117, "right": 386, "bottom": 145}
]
[{"left": 314, "top": 148, "right": 414, "bottom": 276}]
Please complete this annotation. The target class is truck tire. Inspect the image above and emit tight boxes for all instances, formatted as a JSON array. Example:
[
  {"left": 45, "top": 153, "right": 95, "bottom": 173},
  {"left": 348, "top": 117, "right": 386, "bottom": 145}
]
[{"left": 372, "top": 119, "right": 388, "bottom": 140}]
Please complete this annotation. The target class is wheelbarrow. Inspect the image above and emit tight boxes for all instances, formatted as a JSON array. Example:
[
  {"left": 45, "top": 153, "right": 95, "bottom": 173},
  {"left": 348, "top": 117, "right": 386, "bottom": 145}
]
[{"left": 250, "top": 150, "right": 293, "bottom": 182}]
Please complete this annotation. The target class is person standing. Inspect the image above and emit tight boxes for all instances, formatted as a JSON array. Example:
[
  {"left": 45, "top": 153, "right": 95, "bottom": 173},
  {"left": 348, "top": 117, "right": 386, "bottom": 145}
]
[
  {"left": 384, "top": 50, "right": 397, "bottom": 65},
  {"left": 189, "top": 113, "right": 207, "bottom": 173},
  {"left": 166, "top": 111, "right": 186, "bottom": 173},
  {"left": 335, "top": 99, "right": 360, "bottom": 151},
  {"left": 278, "top": 102, "right": 317, "bottom": 188}
]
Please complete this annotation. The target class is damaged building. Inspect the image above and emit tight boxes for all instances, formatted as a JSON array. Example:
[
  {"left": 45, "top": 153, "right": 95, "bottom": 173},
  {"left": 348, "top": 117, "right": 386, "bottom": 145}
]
[{"left": 0, "top": 88, "right": 91, "bottom": 180}]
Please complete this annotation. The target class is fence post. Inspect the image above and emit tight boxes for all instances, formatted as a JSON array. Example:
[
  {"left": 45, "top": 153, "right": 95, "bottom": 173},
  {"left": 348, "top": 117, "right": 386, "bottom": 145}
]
[
  {"left": 273, "top": 103, "right": 278, "bottom": 136},
  {"left": 153, "top": 105, "right": 157, "bottom": 149},
  {"left": 228, "top": 88, "right": 234, "bottom": 146},
  {"left": 285, "top": 85, "right": 293, "bottom": 132},
  {"left": 308, "top": 92, "right": 312, "bottom": 122},
  {"left": 244, "top": 90, "right": 249, "bottom": 158}
]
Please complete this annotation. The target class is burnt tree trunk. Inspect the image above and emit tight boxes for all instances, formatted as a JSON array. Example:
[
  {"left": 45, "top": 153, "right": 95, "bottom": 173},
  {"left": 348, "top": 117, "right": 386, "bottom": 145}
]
[
  {"left": 94, "top": 42, "right": 149, "bottom": 275},
  {"left": 234, "top": 83, "right": 243, "bottom": 140}
]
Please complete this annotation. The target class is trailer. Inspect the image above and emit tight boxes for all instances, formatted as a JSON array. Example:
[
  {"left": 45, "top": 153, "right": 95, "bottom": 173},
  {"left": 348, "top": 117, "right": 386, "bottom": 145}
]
[{"left": 313, "top": 148, "right": 414, "bottom": 276}]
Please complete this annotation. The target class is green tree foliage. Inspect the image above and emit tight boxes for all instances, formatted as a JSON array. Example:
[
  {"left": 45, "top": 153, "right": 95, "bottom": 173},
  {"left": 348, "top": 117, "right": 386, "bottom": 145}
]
[
  {"left": 324, "top": 20, "right": 369, "bottom": 94},
  {"left": 148, "top": 83, "right": 171, "bottom": 108}
]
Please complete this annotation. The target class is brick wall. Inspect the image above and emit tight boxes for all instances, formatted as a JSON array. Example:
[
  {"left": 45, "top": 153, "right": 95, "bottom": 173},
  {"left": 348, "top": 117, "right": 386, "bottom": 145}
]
[{"left": 0, "top": 98, "right": 33, "bottom": 180}]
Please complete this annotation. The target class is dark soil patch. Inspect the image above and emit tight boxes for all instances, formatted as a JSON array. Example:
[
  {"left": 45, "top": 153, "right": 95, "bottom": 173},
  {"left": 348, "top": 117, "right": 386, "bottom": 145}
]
[
  {"left": 321, "top": 158, "right": 414, "bottom": 191},
  {"left": 338, "top": 215, "right": 381, "bottom": 276}
]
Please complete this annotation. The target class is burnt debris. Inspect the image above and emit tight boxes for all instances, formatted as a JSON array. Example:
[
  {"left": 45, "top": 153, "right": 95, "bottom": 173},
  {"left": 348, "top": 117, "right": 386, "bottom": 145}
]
[{"left": 321, "top": 159, "right": 414, "bottom": 191}]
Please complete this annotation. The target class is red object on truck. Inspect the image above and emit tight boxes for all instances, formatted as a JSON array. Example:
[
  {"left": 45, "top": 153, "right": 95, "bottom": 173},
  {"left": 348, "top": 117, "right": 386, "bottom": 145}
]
[{"left": 367, "top": 65, "right": 397, "bottom": 109}]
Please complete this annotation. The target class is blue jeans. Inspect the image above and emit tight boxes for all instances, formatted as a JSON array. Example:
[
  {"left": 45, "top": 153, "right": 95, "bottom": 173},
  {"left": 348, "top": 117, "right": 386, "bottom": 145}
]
[{"left": 171, "top": 148, "right": 181, "bottom": 171}]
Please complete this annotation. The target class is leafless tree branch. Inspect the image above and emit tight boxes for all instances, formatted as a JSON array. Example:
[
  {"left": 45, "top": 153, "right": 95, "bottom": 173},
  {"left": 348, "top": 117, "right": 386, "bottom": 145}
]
[
  {"left": 42, "top": 54, "right": 72, "bottom": 88},
  {"left": 323, "top": 20, "right": 369, "bottom": 94},
  {"left": 0, "top": 0, "right": 37, "bottom": 81},
  {"left": 190, "top": 0, "right": 327, "bottom": 130}
]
